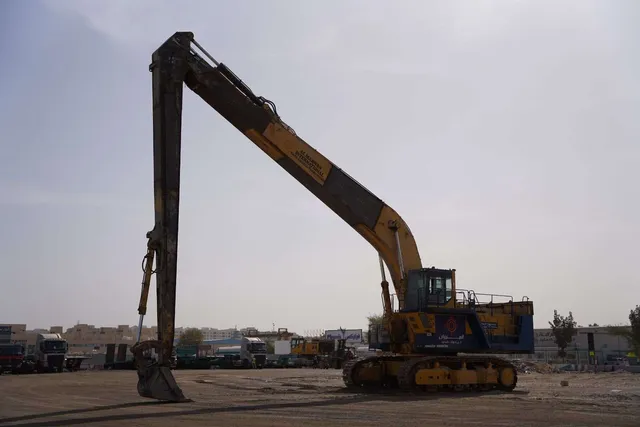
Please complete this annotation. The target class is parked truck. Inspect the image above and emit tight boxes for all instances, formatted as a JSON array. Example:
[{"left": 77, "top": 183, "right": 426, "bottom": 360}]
[
  {"left": 33, "top": 333, "right": 68, "bottom": 373},
  {"left": 215, "top": 337, "right": 267, "bottom": 369},
  {"left": 0, "top": 343, "right": 32, "bottom": 374},
  {"left": 174, "top": 344, "right": 212, "bottom": 370}
]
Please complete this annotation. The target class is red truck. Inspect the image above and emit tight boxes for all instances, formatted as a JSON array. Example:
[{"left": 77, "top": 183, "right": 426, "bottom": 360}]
[{"left": 0, "top": 343, "right": 33, "bottom": 374}]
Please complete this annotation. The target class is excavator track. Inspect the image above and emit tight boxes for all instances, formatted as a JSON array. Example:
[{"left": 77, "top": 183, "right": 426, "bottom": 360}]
[
  {"left": 343, "top": 355, "right": 518, "bottom": 393},
  {"left": 342, "top": 355, "right": 404, "bottom": 389},
  {"left": 342, "top": 359, "right": 358, "bottom": 388}
]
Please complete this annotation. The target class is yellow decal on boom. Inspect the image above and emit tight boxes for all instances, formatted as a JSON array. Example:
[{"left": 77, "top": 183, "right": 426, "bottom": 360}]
[
  {"left": 262, "top": 122, "right": 332, "bottom": 185},
  {"left": 244, "top": 129, "right": 285, "bottom": 161}
]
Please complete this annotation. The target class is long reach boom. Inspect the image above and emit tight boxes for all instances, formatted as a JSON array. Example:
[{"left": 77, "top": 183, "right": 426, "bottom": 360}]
[{"left": 132, "top": 32, "right": 424, "bottom": 401}]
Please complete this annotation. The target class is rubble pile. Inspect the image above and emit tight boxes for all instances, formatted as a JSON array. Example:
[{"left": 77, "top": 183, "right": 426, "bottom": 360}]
[{"left": 514, "top": 360, "right": 554, "bottom": 374}]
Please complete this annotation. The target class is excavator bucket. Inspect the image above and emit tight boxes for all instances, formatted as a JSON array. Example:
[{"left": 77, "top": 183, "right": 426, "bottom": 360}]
[
  {"left": 132, "top": 340, "right": 189, "bottom": 402},
  {"left": 136, "top": 365, "right": 187, "bottom": 402}
]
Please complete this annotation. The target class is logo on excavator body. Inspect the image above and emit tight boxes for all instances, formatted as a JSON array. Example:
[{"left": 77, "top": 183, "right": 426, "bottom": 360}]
[{"left": 445, "top": 317, "right": 458, "bottom": 335}]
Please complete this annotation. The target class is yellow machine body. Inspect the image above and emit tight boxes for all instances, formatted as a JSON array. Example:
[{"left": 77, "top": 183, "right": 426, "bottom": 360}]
[{"left": 135, "top": 32, "right": 534, "bottom": 401}]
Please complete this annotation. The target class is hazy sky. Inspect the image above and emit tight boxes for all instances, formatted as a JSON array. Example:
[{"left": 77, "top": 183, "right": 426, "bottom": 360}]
[{"left": 1, "top": 0, "right": 639, "bottom": 334}]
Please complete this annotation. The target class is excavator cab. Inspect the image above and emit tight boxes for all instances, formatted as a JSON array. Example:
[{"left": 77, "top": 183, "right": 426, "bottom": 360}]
[{"left": 404, "top": 267, "right": 456, "bottom": 310}]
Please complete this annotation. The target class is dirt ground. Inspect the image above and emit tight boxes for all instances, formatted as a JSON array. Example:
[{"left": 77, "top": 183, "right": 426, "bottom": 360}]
[{"left": 0, "top": 369, "right": 639, "bottom": 427}]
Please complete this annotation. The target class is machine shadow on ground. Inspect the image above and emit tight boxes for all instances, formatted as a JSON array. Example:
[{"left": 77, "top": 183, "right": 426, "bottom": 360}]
[{"left": 0, "top": 388, "right": 521, "bottom": 427}]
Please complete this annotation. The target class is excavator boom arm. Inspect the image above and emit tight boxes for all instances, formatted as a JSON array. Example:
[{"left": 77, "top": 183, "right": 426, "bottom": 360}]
[
  {"left": 165, "top": 31, "right": 422, "bottom": 290},
  {"left": 137, "top": 32, "right": 423, "bottom": 401}
]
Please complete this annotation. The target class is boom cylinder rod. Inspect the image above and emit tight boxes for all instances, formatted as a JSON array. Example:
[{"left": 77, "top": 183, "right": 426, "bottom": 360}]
[
  {"left": 190, "top": 38, "right": 220, "bottom": 66},
  {"left": 136, "top": 246, "right": 155, "bottom": 343},
  {"left": 136, "top": 315, "right": 144, "bottom": 343},
  {"left": 393, "top": 228, "right": 405, "bottom": 278},
  {"left": 378, "top": 254, "right": 393, "bottom": 316},
  {"left": 378, "top": 255, "right": 387, "bottom": 281}
]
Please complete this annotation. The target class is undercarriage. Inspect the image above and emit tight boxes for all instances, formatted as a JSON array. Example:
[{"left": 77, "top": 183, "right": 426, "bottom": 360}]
[{"left": 342, "top": 355, "right": 518, "bottom": 392}]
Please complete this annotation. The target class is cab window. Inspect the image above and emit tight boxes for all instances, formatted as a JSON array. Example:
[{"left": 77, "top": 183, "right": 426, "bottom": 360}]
[{"left": 405, "top": 269, "right": 453, "bottom": 310}]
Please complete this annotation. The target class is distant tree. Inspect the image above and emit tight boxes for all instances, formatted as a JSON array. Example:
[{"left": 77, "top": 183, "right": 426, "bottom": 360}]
[
  {"left": 177, "top": 328, "right": 204, "bottom": 346},
  {"left": 367, "top": 313, "right": 384, "bottom": 326},
  {"left": 548, "top": 310, "right": 578, "bottom": 359},
  {"left": 588, "top": 323, "right": 599, "bottom": 327},
  {"left": 607, "top": 305, "right": 640, "bottom": 357}
]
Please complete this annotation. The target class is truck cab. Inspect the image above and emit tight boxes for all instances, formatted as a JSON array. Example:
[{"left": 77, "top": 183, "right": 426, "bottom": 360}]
[
  {"left": 34, "top": 333, "right": 68, "bottom": 373},
  {"left": 216, "top": 337, "right": 267, "bottom": 368},
  {"left": 242, "top": 337, "right": 267, "bottom": 368},
  {"left": 0, "top": 343, "right": 30, "bottom": 374}
]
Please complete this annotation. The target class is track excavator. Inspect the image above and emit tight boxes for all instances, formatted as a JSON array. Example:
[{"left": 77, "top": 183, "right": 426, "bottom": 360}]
[{"left": 132, "top": 31, "right": 535, "bottom": 402}]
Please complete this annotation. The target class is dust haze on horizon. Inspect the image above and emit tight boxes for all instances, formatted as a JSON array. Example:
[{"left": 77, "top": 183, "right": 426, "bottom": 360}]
[{"left": 1, "top": 0, "right": 638, "bottom": 334}]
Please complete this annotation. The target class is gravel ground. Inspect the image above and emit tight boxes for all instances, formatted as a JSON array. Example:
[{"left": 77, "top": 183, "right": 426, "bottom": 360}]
[{"left": 0, "top": 369, "right": 639, "bottom": 427}]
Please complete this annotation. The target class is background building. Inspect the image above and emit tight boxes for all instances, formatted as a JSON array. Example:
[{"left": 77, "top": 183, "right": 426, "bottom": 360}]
[
  {"left": 1, "top": 323, "right": 296, "bottom": 355},
  {"left": 0, "top": 323, "right": 157, "bottom": 355},
  {"left": 174, "top": 327, "right": 241, "bottom": 341},
  {"left": 532, "top": 326, "right": 631, "bottom": 363},
  {"left": 3, "top": 321, "right": 632, "bottom": 362}
]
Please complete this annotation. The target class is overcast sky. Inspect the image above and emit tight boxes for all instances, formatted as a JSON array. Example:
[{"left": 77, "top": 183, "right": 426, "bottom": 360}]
[{"left": 1, "top": 0, "right": 638, "bottom": 334}]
